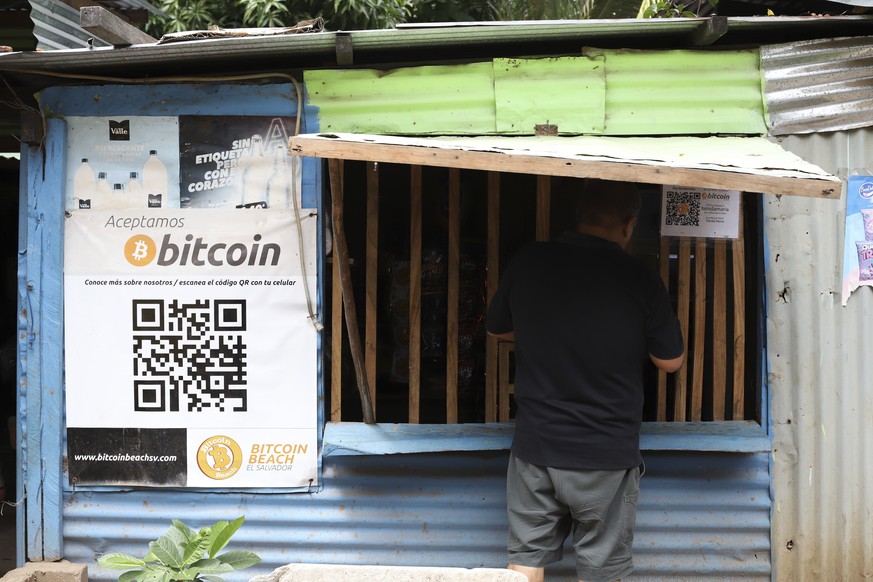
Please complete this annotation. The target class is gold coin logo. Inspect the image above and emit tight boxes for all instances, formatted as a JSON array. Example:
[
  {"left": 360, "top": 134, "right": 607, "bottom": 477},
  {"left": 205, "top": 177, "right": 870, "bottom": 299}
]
[
  {"left": 124, "top": 234, "right": 156, "bottom": 267},
  {"left": 197, "top": 435, "right": 243, "bottom": 480}
]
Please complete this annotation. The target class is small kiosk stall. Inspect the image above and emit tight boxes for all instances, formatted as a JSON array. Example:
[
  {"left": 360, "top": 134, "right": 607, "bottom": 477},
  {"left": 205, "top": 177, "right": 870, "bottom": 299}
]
[{"left": 2, "top": 15, "right": 872, "bottom": 581}]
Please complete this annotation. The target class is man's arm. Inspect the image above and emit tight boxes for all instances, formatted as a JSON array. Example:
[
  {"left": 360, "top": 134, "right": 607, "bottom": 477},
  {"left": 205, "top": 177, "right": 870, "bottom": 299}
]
[{"left": 649, "top": 351, "right": 685, "bottom": 373}]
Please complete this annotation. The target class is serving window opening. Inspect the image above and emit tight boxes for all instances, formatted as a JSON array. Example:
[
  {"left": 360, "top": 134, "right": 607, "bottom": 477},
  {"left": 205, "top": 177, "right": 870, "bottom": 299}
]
[{"left": 325, "top": 160, "right": 764, "bottom": 426}]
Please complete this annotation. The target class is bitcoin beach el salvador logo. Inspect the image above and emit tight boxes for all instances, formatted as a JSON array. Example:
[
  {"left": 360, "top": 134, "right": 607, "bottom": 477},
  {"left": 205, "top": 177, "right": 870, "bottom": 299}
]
[
  {"left": 124, "top": 234, "right": 157, "bottom": 266},
  {"left": 197, "top": 435, "right": 243, "bottom": 480}
]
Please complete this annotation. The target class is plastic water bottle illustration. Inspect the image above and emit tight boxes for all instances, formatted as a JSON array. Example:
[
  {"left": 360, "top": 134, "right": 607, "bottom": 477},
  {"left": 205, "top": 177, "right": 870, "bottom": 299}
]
[
  {"left": 240, "top": 134, "right": 270, "bottom": 208},
  {"left": 267, "top": 144, "right": 290, "bottom": 209},
  {"left": 111, "top": 183, "right": 125, "bottom": 208},
  {"left": 72, "top": 158, "right": 96, "bottom": 209},
  {"left": 142, "top": 150, "right": 168, "bottom": 208},
  {"left": 94, "top": 172, "right": 112, "bottom": 209},
  {"left": 126, "top": 171, "right": 143, "bottom": 209}
]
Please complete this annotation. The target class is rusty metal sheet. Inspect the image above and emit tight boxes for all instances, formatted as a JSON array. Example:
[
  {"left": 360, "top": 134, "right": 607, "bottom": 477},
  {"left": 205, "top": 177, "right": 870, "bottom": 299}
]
[
  {"left": 762, "top": 36, "right": 873, "bottom": 135},
  {"left": 765, "top": 128, "right": 873, "bottom": 581}
]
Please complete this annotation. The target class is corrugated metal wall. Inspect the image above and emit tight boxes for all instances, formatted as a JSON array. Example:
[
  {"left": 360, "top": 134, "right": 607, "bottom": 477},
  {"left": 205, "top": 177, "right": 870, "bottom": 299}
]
[
  {"left": 27, "top": 0, "right": 160, "bottom": 50},
  {"left": 27, "top": 0, "right": 110, "bottom": 50},
  {"left": 64, "top": 450, "right": 770, "bottom": 581},
  {"left": 33, "top": 69, "right": 774, "bottom": 582},
  {"left": 305, "top": 49, "right": 766, "bottom": 136},
  {"left": 762, "top": 36, "right": 873, "bottom": 136},
  {"left": 766, "top": 129, "right": 873, "bottom": 581}
]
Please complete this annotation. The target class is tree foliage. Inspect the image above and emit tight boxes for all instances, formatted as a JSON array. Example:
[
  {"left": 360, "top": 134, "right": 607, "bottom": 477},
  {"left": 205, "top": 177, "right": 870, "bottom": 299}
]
[
  {"left": 638, "top": 0, "right": 717, "bottom": 17},
  {"left": 486, "top": 0, "right": 641, "bottom": 20},
  {"left": 146, "top": 0, "right": 719, "bottom": 40}
]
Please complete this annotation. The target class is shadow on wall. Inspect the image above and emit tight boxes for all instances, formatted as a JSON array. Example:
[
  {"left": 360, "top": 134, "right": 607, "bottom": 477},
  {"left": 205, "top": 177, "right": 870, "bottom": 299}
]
[{"left": 0, "top": 155, "right": 19, "bottom": 573}]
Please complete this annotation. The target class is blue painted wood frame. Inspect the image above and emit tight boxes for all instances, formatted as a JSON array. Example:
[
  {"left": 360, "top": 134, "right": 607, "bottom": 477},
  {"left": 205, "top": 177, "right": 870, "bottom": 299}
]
[{"left": 20, "top": 118, "right": 66, "bottom": 560}]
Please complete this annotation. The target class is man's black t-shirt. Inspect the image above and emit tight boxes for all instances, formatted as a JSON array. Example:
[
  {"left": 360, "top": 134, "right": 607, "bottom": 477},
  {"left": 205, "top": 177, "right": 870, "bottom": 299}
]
[{"left": 486, "top": 232, "right": 684, "bottom": 470}]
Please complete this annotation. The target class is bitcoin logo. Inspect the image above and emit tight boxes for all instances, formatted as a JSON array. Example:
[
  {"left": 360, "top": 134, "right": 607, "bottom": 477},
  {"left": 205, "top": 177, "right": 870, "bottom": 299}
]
[
  {"left": 124, "top": 234, "right": 156, "bottom": 267},
  {"left": 208, "top": 446, "right": 233, "bottom": 471},
  {"left": 197, "top": 435, "right": 242, "bottom": 480}
]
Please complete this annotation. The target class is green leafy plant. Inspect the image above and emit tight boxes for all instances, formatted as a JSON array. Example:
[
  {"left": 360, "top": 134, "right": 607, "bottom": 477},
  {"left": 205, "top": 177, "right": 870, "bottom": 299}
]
[
  {"left": 639, "top": 0, "right": 718, "bottom": 18},
  {"left": 98, "top": 516, "right": 261, "bottom": 582}
]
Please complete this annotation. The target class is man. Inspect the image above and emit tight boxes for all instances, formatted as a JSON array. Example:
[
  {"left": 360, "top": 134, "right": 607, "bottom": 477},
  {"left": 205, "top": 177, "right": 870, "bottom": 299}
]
[{"left": 486, "top": 179, "right": 685, "bottom": 582}]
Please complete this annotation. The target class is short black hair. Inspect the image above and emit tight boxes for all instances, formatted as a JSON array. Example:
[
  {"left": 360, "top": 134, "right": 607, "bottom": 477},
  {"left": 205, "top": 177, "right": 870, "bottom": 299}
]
[{"left": 576, "top": 179, "right": 641, "bottom": 228}]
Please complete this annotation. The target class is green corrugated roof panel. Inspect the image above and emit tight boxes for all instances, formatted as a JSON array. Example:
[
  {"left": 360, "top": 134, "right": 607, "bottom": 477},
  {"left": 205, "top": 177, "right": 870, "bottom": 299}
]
[
  {"left": 305, "top": 48, "right": 767, "bottom": 137},
  {"left": 304, "top": 63, "right": 496, "bottom": 135},
  {"left": 597, "top": 48, "right": 767, "bottom": 135},
  {"left": 493, "top": 56, "right": 606, "bottom": 134}
]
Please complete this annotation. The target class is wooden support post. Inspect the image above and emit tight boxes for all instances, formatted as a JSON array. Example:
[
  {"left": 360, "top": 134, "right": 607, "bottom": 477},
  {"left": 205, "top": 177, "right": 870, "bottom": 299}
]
[
  {"left": 657, "top": 237, "right": 670, "bottom": 421},
  {"left": 689, "top": 15, "right": 729, "bottom": 46},
  {"left": 330, "top": 168, "right": 344, "bottom": 422},
  {"left": 712, "top": 239, "right": 728, "bottom": 421},
  {"left": 732, "top": 206, "right": 746, "bottom": 420},
  {"left": 329, "top": 159, "right": 375, "bottom": 424},
  {"left": 365, "top": 162, "right": 379, "bottom": 414},
  {"left": 409, "top": 166, "right": 422, "bottom": 423},
  {"left": 447, "top": 169, "right": 460, "bottom": 423},
  {"left": 79, "top": 6, "right": 157, "bottom": 46},
  {"left": 691, "top": 238, "right": 707, "bottom": 421},
  {"left": 485, "top": 172, "right": 500, "bottom": 423},
  {"left": 673, "top": 240, "right": 691, "bottom": 422},
  {"left": 536, "top": 175, "right": 551, "bottom": 241}
]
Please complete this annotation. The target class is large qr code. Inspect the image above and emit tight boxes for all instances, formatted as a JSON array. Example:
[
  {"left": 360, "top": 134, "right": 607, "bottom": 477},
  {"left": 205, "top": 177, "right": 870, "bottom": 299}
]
[
  {"left": 132, "top": 299, "right": 247, "bottom": 413},
  {"left": 665, "top": 190, "right": 701, "bottom": 227}
]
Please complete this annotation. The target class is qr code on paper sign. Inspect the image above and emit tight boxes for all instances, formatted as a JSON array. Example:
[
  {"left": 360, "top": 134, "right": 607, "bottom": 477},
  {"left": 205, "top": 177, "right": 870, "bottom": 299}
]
[
  {"left": 665, "top": 190, "right": 701, "bottom": 227},
  {"left": 132, "top": 299, "right": 248, "bottom": 413}
]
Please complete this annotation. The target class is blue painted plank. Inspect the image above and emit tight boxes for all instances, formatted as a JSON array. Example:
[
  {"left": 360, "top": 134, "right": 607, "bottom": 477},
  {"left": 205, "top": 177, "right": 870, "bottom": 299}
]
[
  {"left": 323, "top": 422, "right": 516, "bottom": 456},
  {"left": 21, "top": 118, "right": 67, "bottom": 560},
  {"left": 323, "top": 420, "right": 771, "bottom": 457},
  {"left": 39, "top": 118, "right": 66, "bottom": 559},
  {"left": 23, "top": 141, "right": 43, "bottom": 559},
  {"left": 640, "top": 421, "right": 770, "bottom": 452},
  {"left": 39, "top": 83, "right": 301, "bottom": 117}
]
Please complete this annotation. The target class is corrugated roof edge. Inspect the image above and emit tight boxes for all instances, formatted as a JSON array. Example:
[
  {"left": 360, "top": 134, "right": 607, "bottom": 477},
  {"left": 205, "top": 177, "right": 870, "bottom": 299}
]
[{"left": 1, "top": 16, "right": 872, "bottom": 78}]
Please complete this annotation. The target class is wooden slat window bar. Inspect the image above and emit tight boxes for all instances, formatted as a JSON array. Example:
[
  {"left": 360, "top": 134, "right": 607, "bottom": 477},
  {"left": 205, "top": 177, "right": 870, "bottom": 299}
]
[
  {"left": 408, "top": 166, "right": 422, "bottom": 424},
  {"left": 327, "top": 161, "right": 758, "bottom": 424},
  {"left": 365, "top": 162, "right": 379, "bottom": 414}
]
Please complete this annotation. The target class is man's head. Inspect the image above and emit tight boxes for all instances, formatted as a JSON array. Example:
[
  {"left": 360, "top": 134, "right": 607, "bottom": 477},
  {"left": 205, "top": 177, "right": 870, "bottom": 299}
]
[{"left": 575, "top": 179, "right": 641, "bottom": 248}]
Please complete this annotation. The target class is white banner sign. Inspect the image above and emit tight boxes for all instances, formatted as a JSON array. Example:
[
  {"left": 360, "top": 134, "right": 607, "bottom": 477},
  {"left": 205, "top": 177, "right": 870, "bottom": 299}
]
[
  {"left": 64, "top": 209, "right": 318, "bottom": 488},
  {"left": 660, "top": 186, "right": 740, "bottom": 239}
]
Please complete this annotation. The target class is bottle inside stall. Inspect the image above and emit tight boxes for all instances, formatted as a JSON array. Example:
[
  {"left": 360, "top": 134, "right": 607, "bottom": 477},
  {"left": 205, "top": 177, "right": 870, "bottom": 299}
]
[
  {"left": 142, "top": 150, "right": 168, "bottom": 207},
  {"left": 93, "top": 171, "right": 112, "bottom": 209},
  {"left": 72, "top": 158, "right": 96, "bottom": 209},
  {"left": 267, "top": 144, "right": 290, "bottom": 209}
]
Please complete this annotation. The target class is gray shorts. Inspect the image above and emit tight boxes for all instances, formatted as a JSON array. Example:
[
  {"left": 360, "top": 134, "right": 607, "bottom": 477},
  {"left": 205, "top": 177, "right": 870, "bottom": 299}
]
[{"left": 506, "top": 452, "right": 641, "bottom": 582}]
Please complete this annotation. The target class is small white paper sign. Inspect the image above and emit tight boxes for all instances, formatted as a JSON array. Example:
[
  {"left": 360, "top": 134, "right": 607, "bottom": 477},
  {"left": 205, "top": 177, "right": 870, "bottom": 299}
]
[{"left": 660, "top": 186, "right": 741, "bottom": 239}]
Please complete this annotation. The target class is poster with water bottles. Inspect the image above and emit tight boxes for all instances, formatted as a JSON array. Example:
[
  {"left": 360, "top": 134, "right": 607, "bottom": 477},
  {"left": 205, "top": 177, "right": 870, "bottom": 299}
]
[
  {"left": 841, "top": 176, "right": 873, "bottom": 305},
  {"left": 66, "top": 116, "right": 181, "bottom": 210},
  {"left": 178, "top": 116, "right": 301, "bottom": 209},
  {"left": 63, "top": 114, "right": 318, "bottom": 487}
]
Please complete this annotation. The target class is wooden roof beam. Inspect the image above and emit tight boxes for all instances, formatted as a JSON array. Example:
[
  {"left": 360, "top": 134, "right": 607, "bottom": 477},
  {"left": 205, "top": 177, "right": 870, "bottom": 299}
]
[
  {"left": 80, "top": 6, "right": 156, "bottom": 47},
  {"left": 689, "top": 16, "right": 729, "bottom": 46}
]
